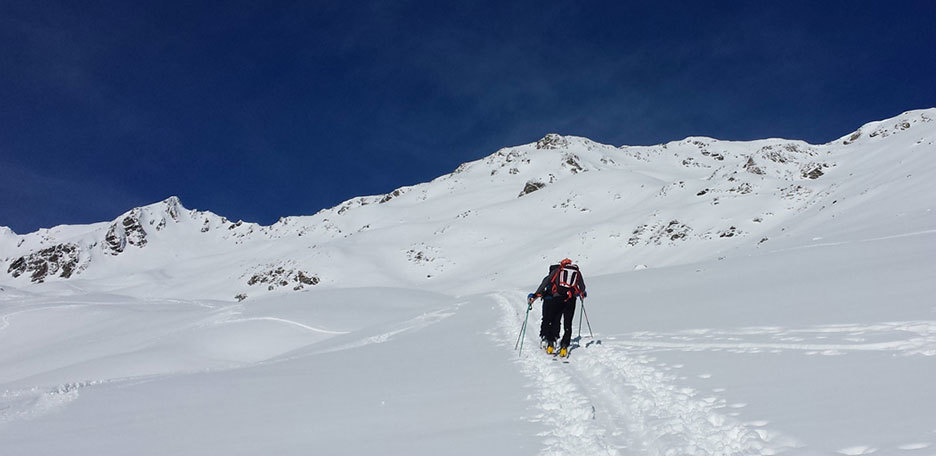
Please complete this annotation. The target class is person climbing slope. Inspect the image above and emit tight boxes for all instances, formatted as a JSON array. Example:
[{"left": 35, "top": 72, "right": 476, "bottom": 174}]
[{"left": 527, "top": 258, "right": 586, "bottom": 358}]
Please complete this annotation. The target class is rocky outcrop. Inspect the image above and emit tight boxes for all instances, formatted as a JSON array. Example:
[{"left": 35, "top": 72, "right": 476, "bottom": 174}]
[
  {"left": 518, "top": 180, "right": 546, "bottom": 197},
  {"left": 536, "top": 133, "right": 570, "bottom": 150},
  {"left": 380, "top": 187, "right": 407, "bottom": 204},
  {"left": 629, "top": 220, "right": 694, "bottom": 246},
  {"left": 743, "top": 157, "right": 765, "bottom": 175},
  {"left": 802, "top": 166, "right": 825, "bottom": 179},
  {"left": 247, "top": 266, "right": 320, "bottom": 291},
  {"left": 562, "top": 153, "right": 584, "bottom": 173},
  {"left": 104, "top": 209, "right": 148, "bottom": 255},
  {"left": 7, "top": 243, "right": 80, "bottom": 283},
  {"left": 101, "top": 197, "right": 184, "bottom": 255}
]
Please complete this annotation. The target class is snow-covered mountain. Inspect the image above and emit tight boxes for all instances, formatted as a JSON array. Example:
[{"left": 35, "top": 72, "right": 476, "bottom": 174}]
[
  {"left": 1, "top": 109, "right": 934, "bottom": 456},
  {"left": 3, "top": 109, "right": 933, "bottom": 300}
]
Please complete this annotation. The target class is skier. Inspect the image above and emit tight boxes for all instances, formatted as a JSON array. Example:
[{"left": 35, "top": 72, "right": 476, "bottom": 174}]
[{"left": 527, "top": 258, "right": 586, "bottom": 358}]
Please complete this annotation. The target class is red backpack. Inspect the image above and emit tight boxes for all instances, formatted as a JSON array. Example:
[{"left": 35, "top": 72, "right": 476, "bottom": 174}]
[{"left": 549, "top": 259, "right": 581, "bottom": 299}]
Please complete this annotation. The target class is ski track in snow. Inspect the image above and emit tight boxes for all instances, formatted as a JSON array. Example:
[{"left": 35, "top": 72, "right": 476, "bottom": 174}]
[
  {"left": 493, "top": 293, "right": 620, "bottom": 455},
  {"left": 770, "top": 229, "right": 936, "bottom": 254},
  {"left": 494, "top": 292, "right": 795, "bottom": 456},
  {"left": 220, "top": 316, "right": 351, "bottom": 334},
  {"left": 606, "top": 322, "right": 936, "bottom": 357}
]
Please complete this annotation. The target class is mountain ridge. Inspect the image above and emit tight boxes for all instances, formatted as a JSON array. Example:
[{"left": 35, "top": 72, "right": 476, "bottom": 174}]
[{"left": 2, "top": 108, "right": 934, "bottom": 299}]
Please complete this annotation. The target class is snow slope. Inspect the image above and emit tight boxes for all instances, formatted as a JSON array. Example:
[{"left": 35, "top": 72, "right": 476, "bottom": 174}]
[{"left": 1, "top": 109, "right": 935, "bottom": 455}]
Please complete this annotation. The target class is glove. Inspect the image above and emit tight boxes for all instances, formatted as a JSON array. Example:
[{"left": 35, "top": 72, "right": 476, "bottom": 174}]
[
  {"left": 527, "top": 293, "right": 536, "bottom": 310},
  {"left": 580, "top": 291, "right": 587, "bottom": 298}
]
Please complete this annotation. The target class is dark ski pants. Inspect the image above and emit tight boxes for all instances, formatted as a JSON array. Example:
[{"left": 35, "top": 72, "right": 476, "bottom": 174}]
[{"left": 540, "top": 295, "right": 576, "bottom": 348}]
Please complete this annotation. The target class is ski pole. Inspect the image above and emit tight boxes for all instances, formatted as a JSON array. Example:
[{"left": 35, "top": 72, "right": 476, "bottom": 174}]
[
  {"left": 515, "top": 302, "right": 531, "bottom": 356},
  {"left": 578, "top": 300, "right": 584, "bottom": 338},
  {"left": 580, "top": 296, "right": 593, "bottom": 339}
]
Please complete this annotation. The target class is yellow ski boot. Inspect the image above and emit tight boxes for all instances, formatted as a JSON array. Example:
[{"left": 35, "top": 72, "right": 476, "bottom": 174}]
[
  {"left": 559, "top": 347, "right": 568, "bottom": 358},
  {"left": 546, "top": 344, "right": 555, "bottom": 354}
]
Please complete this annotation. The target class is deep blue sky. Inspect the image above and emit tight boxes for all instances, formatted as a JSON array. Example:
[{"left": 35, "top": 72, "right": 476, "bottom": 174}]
[{"left": 2, "top": 1, "right": 935, "bottom": 233}]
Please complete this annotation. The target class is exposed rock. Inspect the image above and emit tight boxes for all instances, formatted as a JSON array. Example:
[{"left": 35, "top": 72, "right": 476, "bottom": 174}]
[
  {"left": 7, "top": 243, "right": 80, "bottom": 283},
  {"left": 247, "top": 266, "right": 319, "bottom": 292},
  {"left": 718, "top": 226, "right": 742, "bottom": 238},
  {"left": 452, "top": 162, "right": 472, "bottom": 174},
  {"left": 744, "top": 157, "right": 765, "bottom": 175},
  {"left": 660, "top": 220, "right": 692, "bottom": 242},
  {"left": 630, "top": 220, "right": 693, "bottom": 246},
  {"left": 406, "top": 249, "right": 433, "bottom": 263},
  {"left": 779, "top": 185, "right": 812, "bottom": 200},
  {"left": 123, "top": 213, "right": 148, "bottom": 247},
  {"left": 164, "top": 196, "right": 181, "bottom": 221},
  {"left": 536, "top": 133, "right": 569, "bottom": 150},
  {"left": 380, "top": 188, "right": 407, "bottom": 204},
  {"left": 628, "top": 224, "right": 648, "bottom": 246},
  {"left": 729, "top": 183, "right": 753, "bottom": 194},
  {"left": 297, "top": 271, "right": 319, "bottom": 286},
  {"left": 563, "top": 154, "right": 584, "bottom": 173},
  {"left": 843, "top": 131, "right": 862, "bottom": 145},
  {"left": 104, "top": 224, "right": 125, "bottom": 255},
  {"left": 518, "top": 180, "right": 546, "bottom": 197},
  {"left": 103, "top": 209, "right": 148, "bottom": 255},
  {"left": 803, "top": 166, "right": 825, "bottom": 179},
  {"left": 337, "top": 197, "right": 378, "bottom": 215}
]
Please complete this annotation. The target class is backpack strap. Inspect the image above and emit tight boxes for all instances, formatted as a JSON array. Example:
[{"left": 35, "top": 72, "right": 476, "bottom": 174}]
[{"left": 548, "top": 265, "right": 563, "bottom": 295}]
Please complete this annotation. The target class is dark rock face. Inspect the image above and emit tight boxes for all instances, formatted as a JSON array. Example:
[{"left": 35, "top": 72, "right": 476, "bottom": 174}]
[
  {"left": 297, "top": 271, "right": 319, "bottom": 286},
  {"left": 380, "top": 188, "right": 406, "bottom": 204},
  {"left": 843, "top": 131, "right": 862, "bottom": 145},
  {"left": 719, "top": 226, "right": 741, "bottom": 238},
  {"left": 744, "top": 157, "right": 765, "bottom": 175},
  {"left": 519, "top": 180, "right": 546, "bottom": 197},
  {"left": 104, "top": 209, "right": 148, "bottom": 255},
  {"left": 104, "top": 224, "right": 124, "bottom": 254},
  {"left": 248, "top": 266, "right": 320, "bottom": 291},
  {"left": 536, "top": 134, "right": 569, "bottom": 150},
  {"left": 123, "top": 213, "right": 148, "bottom": 247},
  {"left": 7, "top": 243, "right": 80, "bottom": 283},
  {"left": 803, "top": 167, "right": 825, "bottom": 179},
  {"left": 563, "top": 154, "right": 584, "bottom": 173}
]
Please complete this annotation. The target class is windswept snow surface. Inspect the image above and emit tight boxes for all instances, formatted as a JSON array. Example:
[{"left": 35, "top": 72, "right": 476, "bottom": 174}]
[{"left": 2, "top": 109, "right": 936, "bottom": 454}]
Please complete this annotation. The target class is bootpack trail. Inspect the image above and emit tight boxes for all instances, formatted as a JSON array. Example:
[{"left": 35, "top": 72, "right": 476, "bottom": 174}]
[{"left": 494, "top": 291, "right": 798, "bottom": 456}]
